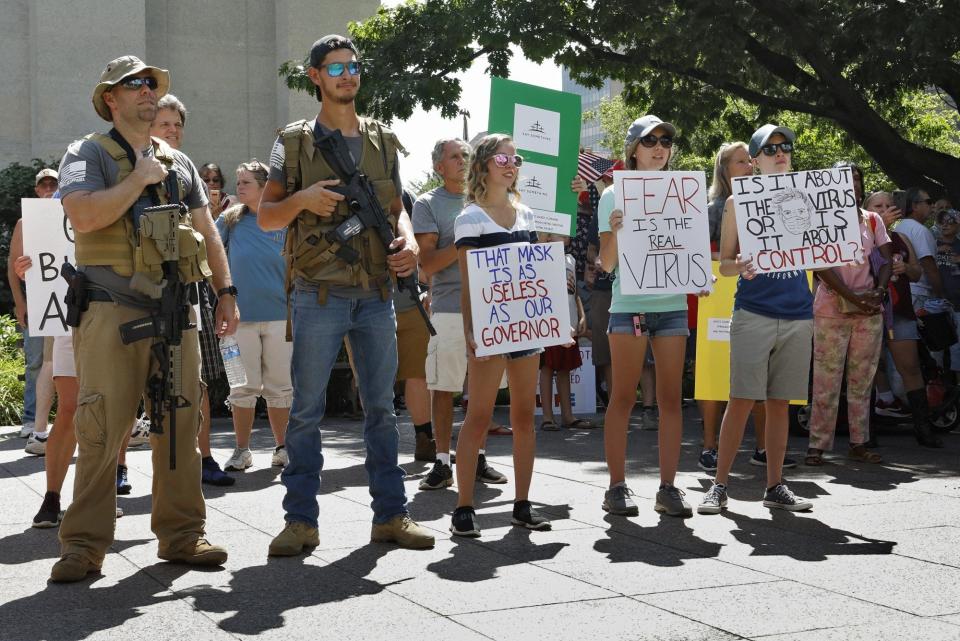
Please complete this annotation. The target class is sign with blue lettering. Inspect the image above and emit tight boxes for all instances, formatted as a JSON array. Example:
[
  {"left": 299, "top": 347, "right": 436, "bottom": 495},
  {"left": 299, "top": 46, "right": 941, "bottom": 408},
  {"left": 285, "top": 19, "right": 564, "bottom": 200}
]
[
  {"left": 614, "top": 171, "right": 713, "bottom": 295},
  {"left": 22, "top": 198, "right": 74, "bottom": 336},
  {"left": 467, "top": 241, "right": 573, "bottom": 357}
]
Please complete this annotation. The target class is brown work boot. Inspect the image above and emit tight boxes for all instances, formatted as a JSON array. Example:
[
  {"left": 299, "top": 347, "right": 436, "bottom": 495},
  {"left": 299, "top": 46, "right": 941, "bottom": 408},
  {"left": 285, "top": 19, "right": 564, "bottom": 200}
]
[
  {"left": 414, "top": 432, "right": 437, "bottom": 462},
  {"left": 371, "top": 514, "right": 435, "bottom": 549},
  {"left": 268, "top": 521, "right": 319, "bottom": 556},
  {"left": 50, "top": 554, "right": 101, "bottom": 583},
  {"left": 158, "top": 537, "right": 228, "bottom": 566}
]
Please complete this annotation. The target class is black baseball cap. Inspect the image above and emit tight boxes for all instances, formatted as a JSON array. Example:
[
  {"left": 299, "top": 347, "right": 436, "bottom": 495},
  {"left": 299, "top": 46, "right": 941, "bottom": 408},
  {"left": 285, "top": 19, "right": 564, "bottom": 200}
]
[{"left": 309, "top": 34, "right": 359, "bottom": 69}]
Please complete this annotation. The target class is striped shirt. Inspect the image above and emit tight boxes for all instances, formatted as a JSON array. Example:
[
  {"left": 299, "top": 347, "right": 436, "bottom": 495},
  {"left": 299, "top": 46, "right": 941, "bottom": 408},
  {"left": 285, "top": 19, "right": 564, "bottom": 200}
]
[{"left": 454, "top": 202, "right": 539, "bottom": 249}]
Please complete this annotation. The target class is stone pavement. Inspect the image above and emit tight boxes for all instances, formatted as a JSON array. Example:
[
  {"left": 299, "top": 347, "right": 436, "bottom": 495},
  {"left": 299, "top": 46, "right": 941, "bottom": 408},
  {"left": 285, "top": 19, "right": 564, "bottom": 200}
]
[{"left": 1, "top": 408, "right": 959, "bottom": 641}]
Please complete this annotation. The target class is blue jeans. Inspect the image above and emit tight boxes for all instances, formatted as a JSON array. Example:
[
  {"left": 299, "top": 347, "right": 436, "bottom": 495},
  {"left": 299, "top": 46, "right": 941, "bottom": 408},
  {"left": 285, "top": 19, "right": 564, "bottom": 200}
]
[
  {"left": 21, "top": 326, "right": 43, "bottom": 424},
  {"left": 281, "top": 287, "right": 407, "bottom": 527}
]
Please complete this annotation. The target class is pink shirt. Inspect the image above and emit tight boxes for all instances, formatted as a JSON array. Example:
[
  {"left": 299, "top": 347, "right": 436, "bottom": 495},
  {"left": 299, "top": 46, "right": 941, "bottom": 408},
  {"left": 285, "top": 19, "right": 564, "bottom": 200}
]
[{"left": 813, "top": 210, "right": 891, "bottom": 318}]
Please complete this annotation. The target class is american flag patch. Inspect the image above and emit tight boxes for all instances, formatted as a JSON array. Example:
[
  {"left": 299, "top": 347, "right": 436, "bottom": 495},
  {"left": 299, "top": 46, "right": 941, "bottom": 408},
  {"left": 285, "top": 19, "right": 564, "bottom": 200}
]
[{"left": 58, "top": 161, "right": 86, "bottom": 188}]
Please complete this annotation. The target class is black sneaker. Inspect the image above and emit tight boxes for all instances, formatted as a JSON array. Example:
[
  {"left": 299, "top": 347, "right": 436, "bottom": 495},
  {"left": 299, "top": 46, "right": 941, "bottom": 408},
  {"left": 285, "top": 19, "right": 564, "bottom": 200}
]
[
  {"left": 763, "top": 483, "right": 813, "bottom": 511},
  {"left": 116, "top": 464, "right": 132, "bottom": 495},
  {"left": 476, "top": 453, "right": 507, "bottom": 484},
  {"left": 511, "top": 500, "right": 552, "bottom": 531},
  {"left": 202, "top": 457, "right": 236, "bottom": 487},
  {"left": 32, "top": 491, "right": 61, "bottom": 528},
  {"left": 450, "top": 506, "right": 481, "bottom": 537},
  {"left": 419, "top": 460, "right": 454, "bottom": 490},
  {"left": 749, "top": 449, "right": 797, "bottom": 469}
]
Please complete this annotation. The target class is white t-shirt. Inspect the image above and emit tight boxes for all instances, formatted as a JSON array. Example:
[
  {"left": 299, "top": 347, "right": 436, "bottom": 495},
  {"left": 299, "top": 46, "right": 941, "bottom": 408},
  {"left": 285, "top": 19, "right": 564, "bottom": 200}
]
[{"left": 895, "top": 218, "right": 937, "bottom": 295}]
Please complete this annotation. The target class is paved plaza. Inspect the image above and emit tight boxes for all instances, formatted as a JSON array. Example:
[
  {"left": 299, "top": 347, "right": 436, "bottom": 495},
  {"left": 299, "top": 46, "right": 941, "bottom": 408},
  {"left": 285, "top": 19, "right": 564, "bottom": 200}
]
[{"left": 1, "top": 408, "right": 959, "bottom": 641}]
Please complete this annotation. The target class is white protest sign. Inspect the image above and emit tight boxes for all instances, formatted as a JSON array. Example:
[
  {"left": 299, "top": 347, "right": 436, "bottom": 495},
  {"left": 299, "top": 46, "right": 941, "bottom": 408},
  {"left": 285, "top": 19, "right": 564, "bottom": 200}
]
[
  {"left": 467, "top": 241, "right": 572, "bottom": 357},
  {"left": 518, "top": 162, "right": 567, "bottom": 235},
  {"left": 536, "top": 342, "right": 597, "bottom": 415},
  {"left": 614, "top": 171, "right": 712, "bottom": 295},
  {"left": 22, "top": 198, "right": 74, "bottom": 336},
  {"left": 732, "top": 167, "right": 861, "bottom": 274},
  {"left": 513, "top": 104, "right": 561, "bottom": 157}
]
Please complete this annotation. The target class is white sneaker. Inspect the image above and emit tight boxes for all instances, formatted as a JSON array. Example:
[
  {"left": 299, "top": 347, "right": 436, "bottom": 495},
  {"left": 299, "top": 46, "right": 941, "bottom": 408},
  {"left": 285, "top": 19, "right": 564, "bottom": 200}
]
[
  {"left": 271, "top": 446, "right": 288, "bottom": 467},
  {"left": 224, "top": 447, "right": 253, "bottom": 471},
  {"left": 25, "top": 432, "right": 48, "bottom": 456},
  {"left": 128, "top": 416, "right": 151, "bottom": 447},
  {"left": 19, "top": 422, "right": 35, "bottom": 438}
]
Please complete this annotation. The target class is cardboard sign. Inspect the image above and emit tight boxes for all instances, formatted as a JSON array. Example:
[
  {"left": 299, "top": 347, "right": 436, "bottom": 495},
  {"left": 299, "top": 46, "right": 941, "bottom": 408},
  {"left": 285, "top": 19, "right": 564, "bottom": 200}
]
[
  {"left": 694, "top": 261, "right": 809, "bottom": 403},
  {"left": 536, "top": 342, "right": 597, "bottom": 415},
  {"left": 732, "top": 167, "right": 862, "bottom": 274},
  {"left": 467, "top": 241, "right": 572, "bottom": 357},
  {"left": 22, "top": 198, "right": 74, "bottom": 336},
  {"left": 488, "top": 77, "right": 581, "bottom": 235},
  {"left": 613, "top": 171, "right": 712, "bottom": 295}
]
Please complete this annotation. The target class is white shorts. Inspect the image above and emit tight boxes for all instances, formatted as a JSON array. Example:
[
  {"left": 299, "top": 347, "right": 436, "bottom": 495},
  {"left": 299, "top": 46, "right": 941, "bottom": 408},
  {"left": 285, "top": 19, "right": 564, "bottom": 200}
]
[
  {"left": 52, "top": 333, "right": 76, "bottom": 378},
  {"left": 227, "top": 320, "right": 293, "bottom": 408},
  {"left": 426, "top": 313, "right": 506, "bottom": 392}
]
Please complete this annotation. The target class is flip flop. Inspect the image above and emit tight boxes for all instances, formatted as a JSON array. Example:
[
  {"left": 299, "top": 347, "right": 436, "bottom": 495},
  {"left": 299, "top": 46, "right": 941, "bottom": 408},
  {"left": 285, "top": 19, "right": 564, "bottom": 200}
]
[
  {"left": 487, "top": 424, "right": 513, "bottom": 436},
  {"left": 539, "top": 420, "right": 560, "bottom": 432},
  {"left": 563, "top": 418, "right": 597, "bottom": 429}
]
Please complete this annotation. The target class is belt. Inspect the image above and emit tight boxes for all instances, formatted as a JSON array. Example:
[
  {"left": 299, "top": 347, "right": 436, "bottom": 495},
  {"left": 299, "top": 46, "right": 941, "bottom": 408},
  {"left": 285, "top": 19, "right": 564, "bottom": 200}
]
[{"left": 87, "top": 289, "right": 114, "bottom": 303}]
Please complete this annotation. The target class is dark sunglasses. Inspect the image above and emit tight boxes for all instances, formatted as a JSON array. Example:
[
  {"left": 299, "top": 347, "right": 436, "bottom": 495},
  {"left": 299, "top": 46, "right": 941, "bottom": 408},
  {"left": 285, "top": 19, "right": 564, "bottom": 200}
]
[
  {"left": 639, "top": 134, "right": 673, "bottom": 149},
  {"left": 760, "top": 141, "right": 794, "bottom": 156},
  {"left": 915, "top": 197, "right": 934, "bottom": 205},
  {"left": 119, "top": 76, "right": 159, "bottom": 91},
  {"left": 321, "top": 61, "right": 362, "bottom": 77},
  {"left": 492, "top": 153, "right": 523, "bottom": 168}
]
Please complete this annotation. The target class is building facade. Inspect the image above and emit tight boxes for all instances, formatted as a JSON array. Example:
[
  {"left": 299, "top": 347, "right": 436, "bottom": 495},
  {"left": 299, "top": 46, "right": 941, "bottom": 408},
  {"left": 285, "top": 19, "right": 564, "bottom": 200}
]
[
  {"left": 561, "top": 68, "right": 622, "bottom": 156},
  {"left": 0, "top": 0, "right": 378, "bottom": 191}
]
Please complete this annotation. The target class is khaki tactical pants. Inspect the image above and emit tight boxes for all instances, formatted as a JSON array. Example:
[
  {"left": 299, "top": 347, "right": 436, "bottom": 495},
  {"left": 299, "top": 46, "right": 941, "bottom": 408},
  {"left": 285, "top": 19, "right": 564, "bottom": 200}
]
[{"left": 59, "top": 301, "right": 206, "bottom": 564}]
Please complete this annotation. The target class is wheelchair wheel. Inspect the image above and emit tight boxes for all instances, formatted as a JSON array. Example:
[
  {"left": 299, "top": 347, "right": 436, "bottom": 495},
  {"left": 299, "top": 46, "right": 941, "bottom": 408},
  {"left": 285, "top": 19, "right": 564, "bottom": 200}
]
[{"left": 931, "top": 401, "right": 960, "bottom": 433}]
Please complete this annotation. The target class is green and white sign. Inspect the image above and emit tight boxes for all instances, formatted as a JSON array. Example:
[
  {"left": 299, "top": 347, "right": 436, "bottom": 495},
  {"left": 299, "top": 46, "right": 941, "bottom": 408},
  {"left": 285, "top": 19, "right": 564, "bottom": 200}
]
[{"left": 488, "top": 77, "right": 582, "bottom": 236}]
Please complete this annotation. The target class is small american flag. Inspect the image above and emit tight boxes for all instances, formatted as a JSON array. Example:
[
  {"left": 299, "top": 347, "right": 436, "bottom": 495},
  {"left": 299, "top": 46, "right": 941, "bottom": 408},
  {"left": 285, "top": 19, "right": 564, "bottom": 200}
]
[{"left": 578, "top": 152, "right": 615, "bottom": 183}]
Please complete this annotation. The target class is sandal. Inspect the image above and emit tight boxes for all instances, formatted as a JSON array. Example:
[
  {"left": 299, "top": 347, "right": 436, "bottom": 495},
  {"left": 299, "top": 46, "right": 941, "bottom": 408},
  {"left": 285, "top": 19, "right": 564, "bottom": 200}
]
[
  {"left": 487, "top": 423, "right": 513, "bottom": 436},
  {"left": 804, "top": 449, "right": 824, "bottom": 466},
  {"left": 539, "top": 420, "right": 560, "bottom": 432},
  {"left": 848, "top": 444, "right": 882, "bottom": 463},
  {"left": 563, "top": 418, "right": 597, "bottom": 429}
]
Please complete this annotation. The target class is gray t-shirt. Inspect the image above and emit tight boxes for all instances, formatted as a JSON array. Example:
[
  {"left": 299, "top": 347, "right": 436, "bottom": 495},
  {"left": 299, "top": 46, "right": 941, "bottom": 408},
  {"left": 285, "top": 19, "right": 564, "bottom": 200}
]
[
  {"left": 896, "top": 218, "right": 938, "bottom": 296},
  {"left": 411, "top": 187, "right": 465, "bottom": 313},
  {"left": 58, "top": 134, "right": 209, "bottom": 302}
]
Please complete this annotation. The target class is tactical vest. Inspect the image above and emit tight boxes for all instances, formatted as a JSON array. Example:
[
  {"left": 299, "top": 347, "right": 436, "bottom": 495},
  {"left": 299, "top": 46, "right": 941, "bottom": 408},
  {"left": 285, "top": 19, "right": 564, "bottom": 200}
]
[
  {"left": 280, "top": 117, "right": 402, "bottom": 291},
  {"left": 73, "top": 133, "right": 211, "bottom": 287}
]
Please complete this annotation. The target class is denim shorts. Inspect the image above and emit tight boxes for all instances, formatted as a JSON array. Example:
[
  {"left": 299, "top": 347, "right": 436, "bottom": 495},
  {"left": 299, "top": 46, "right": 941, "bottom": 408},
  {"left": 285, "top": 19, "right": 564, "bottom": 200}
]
[
  {"left": 891, "top": 314, "right": 919, "bottom": 341},
  {"left": 504, "top": 347, "right": 543, "bottom": 360},
  {"left": 607, "top": 310, "right": 689, "bottom": 338}
]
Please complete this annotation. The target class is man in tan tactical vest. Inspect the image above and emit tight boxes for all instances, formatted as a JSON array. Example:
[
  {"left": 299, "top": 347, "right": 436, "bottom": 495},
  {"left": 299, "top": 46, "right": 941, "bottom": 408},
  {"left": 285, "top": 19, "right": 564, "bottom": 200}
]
[
  {"left": 50, "top": 56, "right": 240, "bottom": 582},
  {"left": 259, "top": 34, "right": 434, "bottom": 553}
]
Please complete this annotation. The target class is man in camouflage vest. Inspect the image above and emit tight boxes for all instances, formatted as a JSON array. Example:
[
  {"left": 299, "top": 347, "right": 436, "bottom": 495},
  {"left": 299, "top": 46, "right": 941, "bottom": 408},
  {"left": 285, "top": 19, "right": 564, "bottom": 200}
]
[
  {"left": 50, "top": 56, "right": 239, "bottom": 582},
  {"left": 259, "top": 35, "right": 434, "bottom": 553}
]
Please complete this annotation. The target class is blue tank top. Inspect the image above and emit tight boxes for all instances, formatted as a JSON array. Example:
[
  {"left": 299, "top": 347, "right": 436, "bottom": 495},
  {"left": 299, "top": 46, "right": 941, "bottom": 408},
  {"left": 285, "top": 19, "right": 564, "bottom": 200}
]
[{"left": 734, "top": 270, "right": 813, "bottom": 320}]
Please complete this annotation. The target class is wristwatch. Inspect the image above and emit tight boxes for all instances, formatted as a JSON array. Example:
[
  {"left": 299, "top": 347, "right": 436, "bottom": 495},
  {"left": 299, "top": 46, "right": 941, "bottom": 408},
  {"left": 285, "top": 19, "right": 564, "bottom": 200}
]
[{"left": 217, "top": 285, "right": 238, "bottom": 298}]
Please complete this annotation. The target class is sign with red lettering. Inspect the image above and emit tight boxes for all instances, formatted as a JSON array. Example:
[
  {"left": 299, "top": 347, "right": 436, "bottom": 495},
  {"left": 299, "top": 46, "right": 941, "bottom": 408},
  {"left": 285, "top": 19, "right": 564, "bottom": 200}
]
[
  {"left": 614, "top": 171, "right": 712, "bottom": 295},
  {"left": 467, "top": 241, "right": 572, "bottom": 357},
  {"left": 732, "top": 167, "right": 862, "bottom": 274},
  {"left": 22, "top": 198, "right": 74, "bottom": 336}
]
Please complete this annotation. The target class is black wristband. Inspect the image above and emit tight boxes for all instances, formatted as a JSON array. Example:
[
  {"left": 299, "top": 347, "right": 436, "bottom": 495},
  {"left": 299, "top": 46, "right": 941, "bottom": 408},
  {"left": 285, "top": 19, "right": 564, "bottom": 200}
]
[{"left": 217, "top": 286, "right": 238, "bottom": 298}]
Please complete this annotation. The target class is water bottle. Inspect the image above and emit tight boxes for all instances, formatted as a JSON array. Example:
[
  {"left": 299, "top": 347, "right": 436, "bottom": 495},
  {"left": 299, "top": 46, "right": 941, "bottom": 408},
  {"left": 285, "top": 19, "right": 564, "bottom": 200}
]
[{"left": 219, "top": 335, "right": 247, "bottom": 387}]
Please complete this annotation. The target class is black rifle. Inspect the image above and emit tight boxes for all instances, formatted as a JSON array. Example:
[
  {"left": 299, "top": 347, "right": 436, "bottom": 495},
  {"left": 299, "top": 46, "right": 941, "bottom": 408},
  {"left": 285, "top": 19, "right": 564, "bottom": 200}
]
[
  {"left": 313, "top": 129, "right": 435, "bottom": 335},
  {"left": 118, "top": 203, "right": 196, "bottom": 470}
]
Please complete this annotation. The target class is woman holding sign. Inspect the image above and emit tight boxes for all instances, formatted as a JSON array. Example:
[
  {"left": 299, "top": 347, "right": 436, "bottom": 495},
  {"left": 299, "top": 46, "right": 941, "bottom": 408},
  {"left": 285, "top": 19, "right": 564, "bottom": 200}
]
[
  {"left": 450, "top": 134, "right": 552, "bottom": 537},
  {"left": 698, "top": 124, "right": 814, "bottom": 515},
  {"left": 598, "top": 115, "right": 697, "bottom": 518}
]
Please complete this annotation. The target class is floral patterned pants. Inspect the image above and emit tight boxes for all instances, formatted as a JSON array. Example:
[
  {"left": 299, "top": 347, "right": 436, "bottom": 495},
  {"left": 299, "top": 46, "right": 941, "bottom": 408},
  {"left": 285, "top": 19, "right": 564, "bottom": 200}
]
[{"left": 809, "top": 314, "right": 883, "bottom": 450}]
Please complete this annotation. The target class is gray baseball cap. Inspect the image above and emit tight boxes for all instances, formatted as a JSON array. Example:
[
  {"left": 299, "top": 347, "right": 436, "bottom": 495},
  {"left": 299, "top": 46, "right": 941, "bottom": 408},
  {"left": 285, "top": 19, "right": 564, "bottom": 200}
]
[
  {"left": 624, "top": 115, "right": 677, "bottom": 160},
  {"left": 749, "top": 124, "right": 796, "bottom": 157}
]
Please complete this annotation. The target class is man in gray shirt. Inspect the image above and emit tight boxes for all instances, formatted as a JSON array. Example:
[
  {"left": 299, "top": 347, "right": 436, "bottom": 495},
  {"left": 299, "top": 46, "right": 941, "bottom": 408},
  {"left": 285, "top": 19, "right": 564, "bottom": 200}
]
[{"left": 413, "top": 138, "right": 506, "bottom": 490}]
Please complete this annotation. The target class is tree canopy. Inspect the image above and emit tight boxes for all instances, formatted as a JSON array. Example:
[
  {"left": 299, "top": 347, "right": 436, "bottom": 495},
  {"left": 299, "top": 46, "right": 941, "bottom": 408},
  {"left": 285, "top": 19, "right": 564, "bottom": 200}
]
[{"left": 282, "top": 0, "right": 960, "bottom": 199}]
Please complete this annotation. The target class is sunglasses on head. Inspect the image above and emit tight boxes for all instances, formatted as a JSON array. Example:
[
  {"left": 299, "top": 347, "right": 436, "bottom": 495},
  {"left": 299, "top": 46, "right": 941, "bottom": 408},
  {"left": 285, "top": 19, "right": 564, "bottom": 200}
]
[
  {"left": 320, "top": 61, "right": 362, "bottom": 77},
  {"left": 639, "top": 134, "right": 673, "bottom": 149},
  {"left": 118, "top": 76, "right": 158, "bottom": 91},
  {"left": 492, "top": 153, "right": 523, "bottom": 168},
  {"left": 915, "top": 197, "right": 934, "bottom": 205},
  {"left": 760, "top": 141, "right": 794, "bottom": 156}
]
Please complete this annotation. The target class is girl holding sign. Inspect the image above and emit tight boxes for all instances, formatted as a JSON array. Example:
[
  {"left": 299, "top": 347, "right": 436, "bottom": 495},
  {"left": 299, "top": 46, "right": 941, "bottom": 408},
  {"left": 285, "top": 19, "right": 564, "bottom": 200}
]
[
  {"left": 450, "top": 134, "right": 551, "bottom": 537},
  {"left": 599, "top": 115, "right": 698, "bottom": 518},
  {"left": 699, "top": 124, "right": 814, "bottom": 515}
]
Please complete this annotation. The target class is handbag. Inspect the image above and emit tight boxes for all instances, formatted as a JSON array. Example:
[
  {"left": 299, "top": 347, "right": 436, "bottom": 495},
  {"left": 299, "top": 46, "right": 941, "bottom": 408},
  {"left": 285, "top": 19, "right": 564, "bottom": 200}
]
[{"left": 917, "top": 310, "right": 959, "bottom": 351}]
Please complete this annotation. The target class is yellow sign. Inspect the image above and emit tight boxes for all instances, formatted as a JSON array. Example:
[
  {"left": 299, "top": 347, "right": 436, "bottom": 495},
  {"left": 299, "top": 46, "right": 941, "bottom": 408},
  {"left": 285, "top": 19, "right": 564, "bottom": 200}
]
[{"left": 694, "top": 262, "right": 810, "bottom": 403}]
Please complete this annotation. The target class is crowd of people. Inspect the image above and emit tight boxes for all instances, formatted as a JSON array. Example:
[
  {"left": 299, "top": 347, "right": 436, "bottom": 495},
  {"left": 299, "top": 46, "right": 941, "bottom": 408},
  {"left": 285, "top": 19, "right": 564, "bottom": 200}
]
[{"left": 4, "top": 34, "right": 956, "bottom": 583}]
